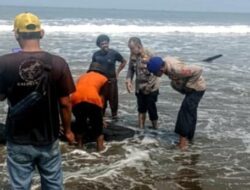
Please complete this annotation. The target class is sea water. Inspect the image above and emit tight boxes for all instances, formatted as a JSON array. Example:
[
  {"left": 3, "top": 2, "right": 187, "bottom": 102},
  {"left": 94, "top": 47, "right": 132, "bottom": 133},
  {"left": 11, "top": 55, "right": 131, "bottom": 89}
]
[{"left": 0, "top": 6, "right": 250, "bottom": 190}]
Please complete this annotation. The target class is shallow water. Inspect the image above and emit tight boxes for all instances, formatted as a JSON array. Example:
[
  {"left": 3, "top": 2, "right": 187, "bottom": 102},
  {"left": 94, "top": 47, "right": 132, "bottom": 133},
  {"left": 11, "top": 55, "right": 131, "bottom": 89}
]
[{"left": 1, "top": 7, "right": 250, "bottom": 189}]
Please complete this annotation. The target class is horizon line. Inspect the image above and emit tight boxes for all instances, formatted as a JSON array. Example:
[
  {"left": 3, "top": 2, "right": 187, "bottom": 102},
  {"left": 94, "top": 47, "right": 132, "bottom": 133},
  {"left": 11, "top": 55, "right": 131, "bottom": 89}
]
[{"left": 1, "top": 4, "right": 250, "bottom": 14}]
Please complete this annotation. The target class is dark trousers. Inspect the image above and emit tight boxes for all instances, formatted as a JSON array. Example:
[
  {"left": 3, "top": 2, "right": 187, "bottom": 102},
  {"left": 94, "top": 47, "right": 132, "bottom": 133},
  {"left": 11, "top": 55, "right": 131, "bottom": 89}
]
[
  {"left": 104, "top": 78, "right": 118, "bottom": 116},
  {"left": 175, "top": 90, "right": 205, "bottom": 140},
  {"left": 72, "top": 102, "right": 103, "bottom": 139},
  {"left": 136, "top": 90, "right": 159, "bottom": 121}
]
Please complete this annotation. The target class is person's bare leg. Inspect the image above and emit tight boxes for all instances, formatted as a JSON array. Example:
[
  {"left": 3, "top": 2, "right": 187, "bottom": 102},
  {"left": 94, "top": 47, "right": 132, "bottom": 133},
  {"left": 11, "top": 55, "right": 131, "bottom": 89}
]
[
  {"left": 177, "top": 135, "right": 188, "bottom": 150},
  {"left": 96, "top": 134, "right": 105, "bottom": 152},
  {"left": 151, "top": 120, "right": 158, "bottom": 129},
  {"left": 138, "top": 113, "right": 146, "bottom": 128},
  {"left": 76, "top": 134, "right": 83, "bottom": 148}
]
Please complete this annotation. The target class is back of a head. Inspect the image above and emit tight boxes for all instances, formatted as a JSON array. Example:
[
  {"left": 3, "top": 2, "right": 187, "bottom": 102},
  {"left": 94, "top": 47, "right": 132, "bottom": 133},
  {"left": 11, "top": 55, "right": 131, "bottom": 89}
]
[
  {"left": 147, "top": 56, "right": 164, "bottom": 75},
  {"left": 14, "top": 12, "right": 42, "bottom": 39},
  {"left": 96, "top": 34, "right": 110, "bottom": 47},
  {"left": 88, "top": 62, "right": 107, "bottom": 77}
]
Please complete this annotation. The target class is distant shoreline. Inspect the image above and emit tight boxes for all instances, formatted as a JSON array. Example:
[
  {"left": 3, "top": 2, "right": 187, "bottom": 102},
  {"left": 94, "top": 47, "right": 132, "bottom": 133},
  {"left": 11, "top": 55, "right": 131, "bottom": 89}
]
[{"left": 0, "top": 4, "right": 250, "bottom": 14}]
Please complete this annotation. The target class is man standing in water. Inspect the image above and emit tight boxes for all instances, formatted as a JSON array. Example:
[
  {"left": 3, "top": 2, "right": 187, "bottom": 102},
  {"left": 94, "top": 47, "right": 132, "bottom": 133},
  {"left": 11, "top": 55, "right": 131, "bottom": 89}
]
[
  {"left": 0, "top": 12, "right": 75, "bottom": 189},
  {"left": 147, "top": 56, "right": 206, "bottom": 150},
  {"left": 92, "top": 34, "right": 127, "bottom": 119},
  {"left": 126, "top": 37, "right": 159, "bottom": 129}
]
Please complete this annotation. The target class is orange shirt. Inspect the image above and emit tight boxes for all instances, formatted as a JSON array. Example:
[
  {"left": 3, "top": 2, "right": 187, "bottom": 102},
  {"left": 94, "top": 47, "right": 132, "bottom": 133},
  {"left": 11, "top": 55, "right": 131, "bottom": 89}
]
[{"left": 71, "top": 71, "right": 108, "bottom": 108}]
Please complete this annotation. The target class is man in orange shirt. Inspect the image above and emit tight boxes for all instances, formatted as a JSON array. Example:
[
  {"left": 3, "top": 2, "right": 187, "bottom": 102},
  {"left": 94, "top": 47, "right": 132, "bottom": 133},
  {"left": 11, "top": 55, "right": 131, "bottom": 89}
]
[{"left": 71, "top": 62, "right": 108, "bottom": 151}]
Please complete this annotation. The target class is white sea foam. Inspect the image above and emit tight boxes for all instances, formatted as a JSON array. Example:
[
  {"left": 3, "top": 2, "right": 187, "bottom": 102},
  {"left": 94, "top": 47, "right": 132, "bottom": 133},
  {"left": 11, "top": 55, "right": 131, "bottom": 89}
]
[
  {"left": 0, "top": 9, "right": 250, "bottom": 189},
  {"left": 1, "top": 24, "right": 250, "bottom": 34},
  {"left": 241, "top": 132, "right": 250, "bottom": 153}
]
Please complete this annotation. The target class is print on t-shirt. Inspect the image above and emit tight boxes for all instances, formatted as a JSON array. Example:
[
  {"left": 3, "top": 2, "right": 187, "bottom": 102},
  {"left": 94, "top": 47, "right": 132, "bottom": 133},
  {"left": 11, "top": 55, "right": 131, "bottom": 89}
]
[{"left": 18, "top": 57, "right": 44, "bottom": 87}]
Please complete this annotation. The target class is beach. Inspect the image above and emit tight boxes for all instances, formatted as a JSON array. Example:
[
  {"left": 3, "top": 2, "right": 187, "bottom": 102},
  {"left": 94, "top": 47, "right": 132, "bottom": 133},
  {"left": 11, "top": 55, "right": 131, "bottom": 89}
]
[{"left": 0, "top": 6, "right": 250, "bottom": 189}]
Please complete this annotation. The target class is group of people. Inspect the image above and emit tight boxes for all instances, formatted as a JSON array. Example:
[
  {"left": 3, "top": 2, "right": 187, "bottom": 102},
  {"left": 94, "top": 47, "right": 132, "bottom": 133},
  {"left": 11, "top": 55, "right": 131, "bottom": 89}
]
[{"left": 0, "top": 12, "right": 206, "bottom": 189}]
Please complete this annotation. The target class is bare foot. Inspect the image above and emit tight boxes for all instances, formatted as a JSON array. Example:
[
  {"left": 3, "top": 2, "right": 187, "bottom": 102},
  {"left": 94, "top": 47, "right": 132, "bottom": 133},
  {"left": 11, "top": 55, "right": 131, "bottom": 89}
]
[
  {"left": 152, "top": 120, "right": 158, "bottom": 129},
  {"left": 96, "top": 135, "right": 105, "bottom": 152},
  {"left": 112, "top": 114, "right": 118, "bottom": 120},
  {"left": 77, "top": 142, "right": 84, "bottom": 149},
  {"left": 139, "top": 125, "right": 145, "bottom": 129},
  {"left": 97, "top": 145, "right": 105, "bottom": 152},
  {"left": 76, "top": 135, "right": 83, "bottom": 148},
  {"left": 177, "top": 136, "right": 188, "bottom": 151}
]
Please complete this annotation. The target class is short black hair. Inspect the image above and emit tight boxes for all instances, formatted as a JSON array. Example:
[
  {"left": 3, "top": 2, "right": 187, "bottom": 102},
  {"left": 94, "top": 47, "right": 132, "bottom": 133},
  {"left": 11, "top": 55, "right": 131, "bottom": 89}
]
[{"left": 96, "top": 34, "right": 110, "bottom": 47}]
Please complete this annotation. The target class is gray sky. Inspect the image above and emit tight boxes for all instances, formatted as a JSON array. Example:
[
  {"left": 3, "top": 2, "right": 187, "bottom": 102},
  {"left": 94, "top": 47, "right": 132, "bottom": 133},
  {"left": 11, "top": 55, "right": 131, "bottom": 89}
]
[{"left": 0, "top": 0, "right": 250, "bottom": 13}]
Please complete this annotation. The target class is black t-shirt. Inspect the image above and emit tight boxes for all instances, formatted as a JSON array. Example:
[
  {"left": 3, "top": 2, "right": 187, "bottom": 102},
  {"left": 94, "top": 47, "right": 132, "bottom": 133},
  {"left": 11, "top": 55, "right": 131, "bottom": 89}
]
[
  {"left": 92, "top": 49, "right": 124, "bottom": 78},
  {"left": 0, "top": 51, "right": 75, "bottom": 145}
]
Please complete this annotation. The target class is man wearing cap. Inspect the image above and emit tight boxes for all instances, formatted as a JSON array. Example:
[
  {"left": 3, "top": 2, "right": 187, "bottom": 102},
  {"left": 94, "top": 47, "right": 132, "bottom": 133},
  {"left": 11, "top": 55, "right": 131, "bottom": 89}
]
[
  {"left": 147, "top": 56, "right": 206, "bottom": 150},
  {"left": 71, "top": 62, "right": 108, "bottom": 151},
  {"left": 0, "top": 12, "right": 75, "bottom": 189},
  {"left": 92, "top": 34, "right": 127, "bottom": 119}
]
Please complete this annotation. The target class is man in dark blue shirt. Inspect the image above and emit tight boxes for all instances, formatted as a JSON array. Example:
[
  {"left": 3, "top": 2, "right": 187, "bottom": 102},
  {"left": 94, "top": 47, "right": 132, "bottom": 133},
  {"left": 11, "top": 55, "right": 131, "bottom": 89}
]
[{"left": 92, "top": 34, "right": 127, "bottom": 119}]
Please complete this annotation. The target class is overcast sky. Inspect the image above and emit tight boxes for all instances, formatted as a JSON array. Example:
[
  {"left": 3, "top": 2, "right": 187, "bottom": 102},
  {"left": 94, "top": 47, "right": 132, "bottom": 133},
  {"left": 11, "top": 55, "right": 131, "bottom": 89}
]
[{"left": 0, "top": 0, "right": 250, "bottom": 13}]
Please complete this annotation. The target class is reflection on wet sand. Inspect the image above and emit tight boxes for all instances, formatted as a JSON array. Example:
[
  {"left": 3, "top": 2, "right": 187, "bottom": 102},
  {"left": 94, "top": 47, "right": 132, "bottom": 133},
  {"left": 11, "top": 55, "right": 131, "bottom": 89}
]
[{"left": 174, "top": 153, "right": 202, "bottom": 190}]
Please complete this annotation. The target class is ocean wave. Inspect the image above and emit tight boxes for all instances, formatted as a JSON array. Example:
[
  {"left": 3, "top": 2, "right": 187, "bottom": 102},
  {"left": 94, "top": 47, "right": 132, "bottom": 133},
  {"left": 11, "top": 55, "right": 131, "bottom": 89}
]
[{"left": 1, "top": 24, "right": 250, "bottom": 34}]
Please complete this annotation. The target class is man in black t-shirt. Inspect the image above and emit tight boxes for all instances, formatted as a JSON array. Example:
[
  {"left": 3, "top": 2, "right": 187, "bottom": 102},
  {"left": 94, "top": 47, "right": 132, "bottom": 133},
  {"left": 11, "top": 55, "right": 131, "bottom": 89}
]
[
  {"left": 92, "top": 34, "right": 127, "bottom": 119},
  {"left": 0, "top": 12, "right": 75, "bottom": 189}
]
